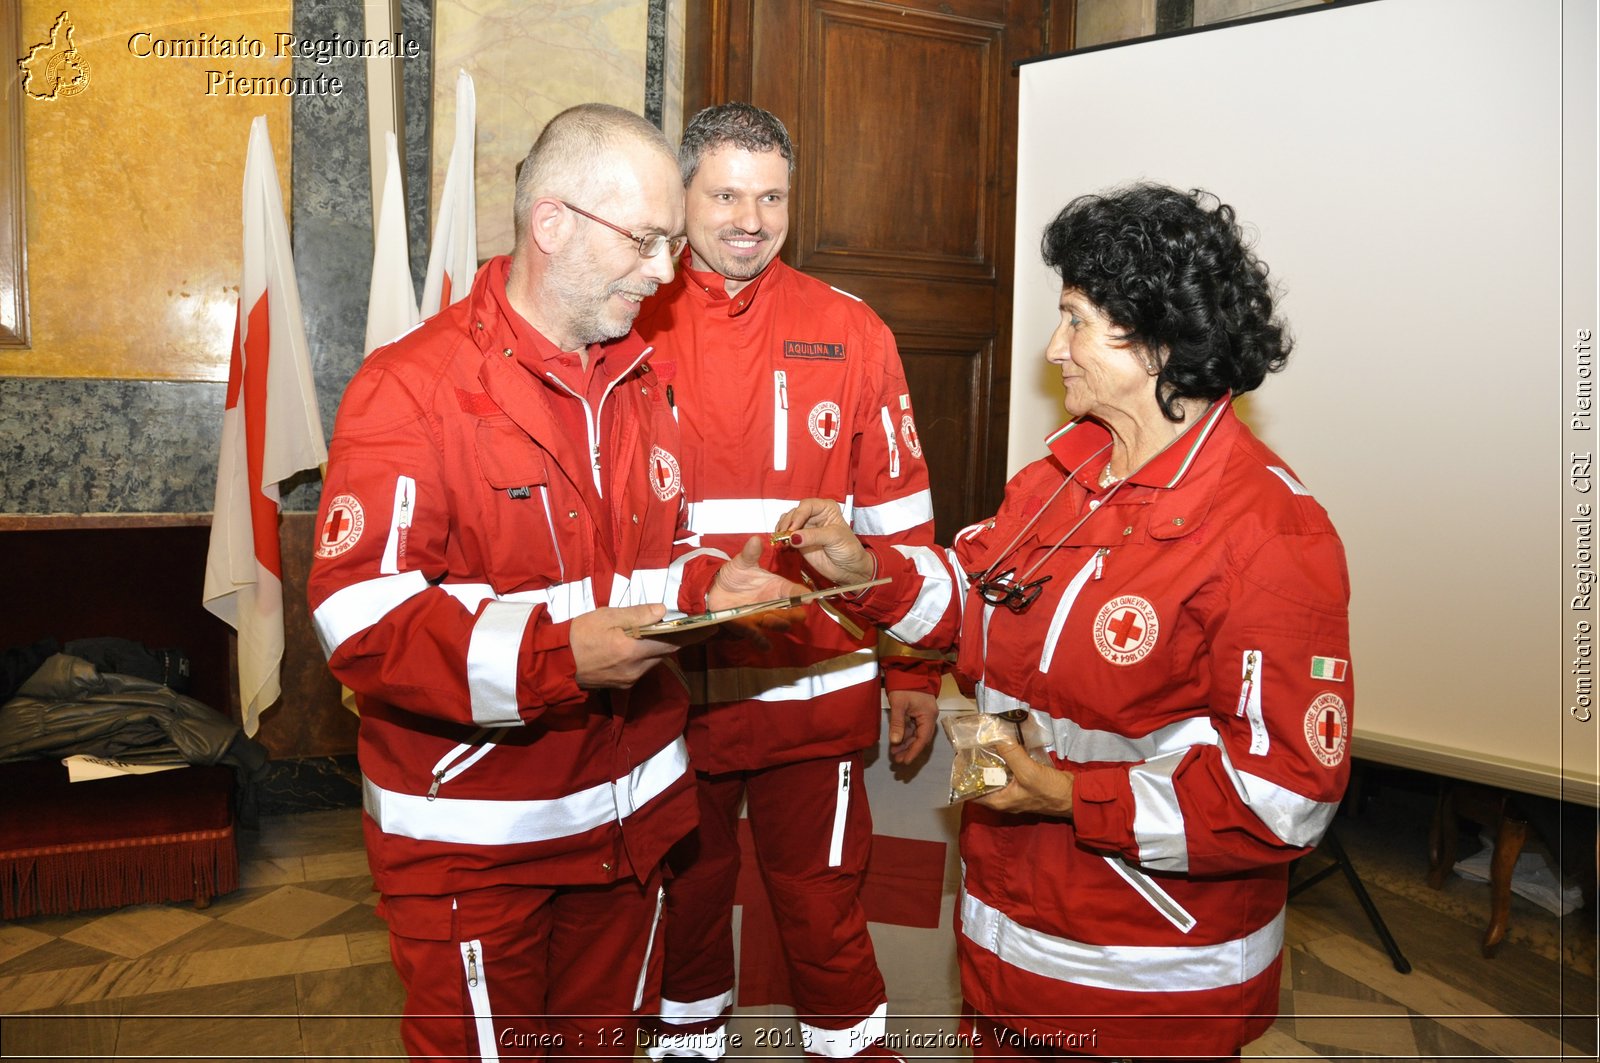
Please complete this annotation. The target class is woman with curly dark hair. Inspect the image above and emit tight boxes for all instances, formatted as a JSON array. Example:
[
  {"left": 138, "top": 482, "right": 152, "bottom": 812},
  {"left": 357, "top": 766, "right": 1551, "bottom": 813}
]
[{"left": 776, "top": 183, "right": 1353, "bottom": 1061}]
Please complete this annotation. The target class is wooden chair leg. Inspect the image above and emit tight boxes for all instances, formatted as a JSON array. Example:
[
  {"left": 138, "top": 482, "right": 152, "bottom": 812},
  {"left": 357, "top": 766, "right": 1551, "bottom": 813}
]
[
  {"left": 1426, "top": 783, "right": 1457, "bottom": 890},
  {"left": 1483, "top": 809, "right": 1527, "bottom": 957}
]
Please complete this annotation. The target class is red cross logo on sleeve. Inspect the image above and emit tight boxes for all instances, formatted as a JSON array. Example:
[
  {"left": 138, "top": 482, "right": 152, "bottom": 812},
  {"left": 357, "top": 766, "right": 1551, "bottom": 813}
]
[
  {"left": 1303, "top": 692, "right": 1348, "bottom": 767},
  {"left": 322, "top": 509, "right": 351, "bottom": 546},
  {"left": 648, "top": 445, "right": 680, "bottom": 501},
  {"left": 901, "top": 413, "right": 923, "bottom": 459},
  {"left": 1317, "top": 710, "right": 1342, "bottom": 750},
  {"left": 314, "top": 494, "right": 364, "bottom": 559}
]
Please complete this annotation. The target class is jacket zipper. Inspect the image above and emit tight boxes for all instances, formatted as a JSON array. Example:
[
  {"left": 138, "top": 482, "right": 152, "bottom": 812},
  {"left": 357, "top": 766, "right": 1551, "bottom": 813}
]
[
  {"left": 426, "top": 729, "right": 496, "bottom": 799},
  {"left": 459, "top": 939, "right": 500, "bottom": 1062},
  {"left": 880, "top": 406, "right": 900, "bottom": 479},
  {"left": 1039, "top": 549, "right": 1108, "bottom": 673},
  {"left": 537, "top": 484, "right": 565, "bottom": 582},
  {"left": 1238, "top": 649, "right": 1270, "bottom": 755},
  {"left": 773, "top": 370, "right": 789, "bottom": 471},
  {"left": 632, "top": 885, "right": 667, "bottom": 1011},
  {"left": 382, "top": 475, "right": 416, "bottom": 575},
  {"left": 542, "top": 346, "right": 654, "bottom": 499},
  {"left": 827, "top": 760, "right": 851, "bottom": 867}
]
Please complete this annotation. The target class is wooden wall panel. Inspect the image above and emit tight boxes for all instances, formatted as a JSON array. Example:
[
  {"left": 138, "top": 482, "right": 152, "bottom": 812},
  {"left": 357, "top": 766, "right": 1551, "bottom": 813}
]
[
  {"left": 900, "top": 340, "right": 996, "bottom": 539},
  {"left": 800, "top": 5, "right": 1001, "bottom": 279}
]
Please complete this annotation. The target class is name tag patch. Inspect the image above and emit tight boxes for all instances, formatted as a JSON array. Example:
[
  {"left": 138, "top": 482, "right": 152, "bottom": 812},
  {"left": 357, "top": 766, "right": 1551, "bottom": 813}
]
[{"left": 784, "top": 340, "right": 845, "bottom": 360}]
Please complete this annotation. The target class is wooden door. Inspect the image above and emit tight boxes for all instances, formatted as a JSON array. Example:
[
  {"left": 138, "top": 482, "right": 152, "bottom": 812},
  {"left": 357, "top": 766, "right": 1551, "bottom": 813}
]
[{"left": 686, "top": 0, "right": 1071, "bottom": 538}]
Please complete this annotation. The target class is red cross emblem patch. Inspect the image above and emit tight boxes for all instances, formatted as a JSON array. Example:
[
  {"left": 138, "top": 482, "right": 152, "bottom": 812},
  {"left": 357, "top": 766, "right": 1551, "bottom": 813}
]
[
  {"left": 900, "top": 413, "right": 923, "bottom": 459},
  {"left": 1093, "top": 595, "right": 1159, "bottom": 665},
  {"left": 808, "top": 401, "right": 841, "bottom": 449},
  {"left": 649, "top": 445, "right": 681, "bottom": 501},
  {"left": 1304, "top": 692, "right": 1348, "bottom": 767},
  {"left": 315, "top": 494, "right": 365, "bottom": 559}
]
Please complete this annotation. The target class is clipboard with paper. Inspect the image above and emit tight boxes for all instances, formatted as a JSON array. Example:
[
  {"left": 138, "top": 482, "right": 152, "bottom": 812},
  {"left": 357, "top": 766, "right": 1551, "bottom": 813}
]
[{"left": 625, "top": 578, "right": 890, "bottom": 637}]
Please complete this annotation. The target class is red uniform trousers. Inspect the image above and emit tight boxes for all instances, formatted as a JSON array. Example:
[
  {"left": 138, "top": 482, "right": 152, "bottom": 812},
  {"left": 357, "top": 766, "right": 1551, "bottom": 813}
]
[
  {"left": 659, "top": 754, "right": 886, "bottom": 1057},
  {"left": 383, "top": 872, "right": 665, "bottom": 1062}
]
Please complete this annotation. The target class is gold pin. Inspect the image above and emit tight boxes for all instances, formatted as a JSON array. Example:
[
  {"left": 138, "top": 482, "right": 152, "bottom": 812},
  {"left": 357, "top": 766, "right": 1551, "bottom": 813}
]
[{"left": 771, "top": 529, "right": 797, "bottom": 546}]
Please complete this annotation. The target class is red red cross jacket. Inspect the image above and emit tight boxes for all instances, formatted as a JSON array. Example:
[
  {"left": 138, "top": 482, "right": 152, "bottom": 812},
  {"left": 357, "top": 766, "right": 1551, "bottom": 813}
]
[
  {"left": 634, "top": 259, "right": 941, "bottom": 773},
  {"left": 841, "top": 399, "right": 1353, "bottom": 1057},
  {"left": 307, "top": 258, "right": 725, "bottom": 898}
]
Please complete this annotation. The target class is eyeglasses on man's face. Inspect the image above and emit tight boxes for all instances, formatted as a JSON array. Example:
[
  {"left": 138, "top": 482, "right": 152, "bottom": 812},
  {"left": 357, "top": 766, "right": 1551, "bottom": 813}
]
[{"left": 561, "top": 201, "right": 688, "bottom": 260}]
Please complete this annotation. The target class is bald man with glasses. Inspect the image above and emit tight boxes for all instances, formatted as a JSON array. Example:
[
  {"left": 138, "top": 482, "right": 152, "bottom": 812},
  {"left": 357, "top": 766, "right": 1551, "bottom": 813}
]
[{"left": 309, "top": 103, "right": 799, "bottom": 1062}]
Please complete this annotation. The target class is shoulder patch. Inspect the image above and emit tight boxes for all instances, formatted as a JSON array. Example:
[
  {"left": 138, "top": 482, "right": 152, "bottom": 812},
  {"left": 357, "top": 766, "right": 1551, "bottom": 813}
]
[
  {"left": 900, "top": 412, "right": 923, "bottom": 459},
  {"left": 1304, "top": 692, "right": 1348, "bottom": 767},
  {"left": 649, "top": 446, "right": 681, "bottom": 501},
  {"left": 317, "top": 494, "right": 365, "bottom": 558},
  {"left": 1310, "top": 656, "right": 1349, "bottom": 682}
]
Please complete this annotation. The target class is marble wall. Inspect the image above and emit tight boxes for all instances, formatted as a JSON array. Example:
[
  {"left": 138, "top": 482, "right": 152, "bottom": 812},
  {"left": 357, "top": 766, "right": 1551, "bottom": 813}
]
[
  {"left": 2, "top": 0, "right": 678, "bottom": 518},
  {"left": 431, "top": 0, "right": 655, "bottom": 259}
]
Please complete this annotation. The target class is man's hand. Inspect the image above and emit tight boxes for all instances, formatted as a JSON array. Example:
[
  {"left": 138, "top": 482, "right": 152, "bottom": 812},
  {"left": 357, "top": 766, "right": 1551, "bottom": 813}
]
[
  {"left": 570, "top": 604, "right": 680, "bottom": 688},
  {"left": 972, "top": 740, "right": 1074, "bottom": 817},
  {"left": 774, "top": 499, "right": 875, "bottom": 587},
  {"left": 707, "top": 535, "right": 808, "bottom": 612},
  {"left": 887, "top": 689, "right": 938, "bottom": 764}
]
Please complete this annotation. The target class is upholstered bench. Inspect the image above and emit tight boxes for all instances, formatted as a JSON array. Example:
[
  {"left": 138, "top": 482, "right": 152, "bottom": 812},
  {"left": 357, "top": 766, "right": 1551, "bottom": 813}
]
[{"left": 0, "top": 758, "right": 237, "bottom": 918}]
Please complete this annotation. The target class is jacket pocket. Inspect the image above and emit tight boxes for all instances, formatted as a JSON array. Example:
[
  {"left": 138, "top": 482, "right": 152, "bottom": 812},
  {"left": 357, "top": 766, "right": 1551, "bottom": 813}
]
[
  {"left": 380, "top": 475, "right": 417, "bottom": 575},
  {"left": 1103, "top": 854, "right": 1197, "bottom": 934},
  {"left": 473, "top": 419, "right": 566, "bottom": 589},
  {"left": 426, "top": 730, "right": 497, "bottom": 799},
  {"left": 1236, "top": 649, "right": 1269, "bottom": 756},
  {"left": 773, "top": 370, "right": 789, "bottom": 472}
]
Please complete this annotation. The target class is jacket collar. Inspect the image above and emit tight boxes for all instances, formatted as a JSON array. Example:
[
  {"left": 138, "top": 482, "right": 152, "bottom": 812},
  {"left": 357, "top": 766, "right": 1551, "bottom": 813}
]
[
  {"left": 464, "top": 254, "right": 653, "bottom": 371},
  {"left": 677, "top": 253, "right": 781, "bottom": 318},
  {"left": 1045, "top": 394, "right": 1233, "bottom": 491}
]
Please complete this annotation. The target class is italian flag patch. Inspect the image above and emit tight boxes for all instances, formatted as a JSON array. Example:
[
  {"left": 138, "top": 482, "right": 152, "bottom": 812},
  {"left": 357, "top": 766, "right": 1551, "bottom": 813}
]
[{"left": 1310, "top": 656, "right": 1349, "bottom": 682}]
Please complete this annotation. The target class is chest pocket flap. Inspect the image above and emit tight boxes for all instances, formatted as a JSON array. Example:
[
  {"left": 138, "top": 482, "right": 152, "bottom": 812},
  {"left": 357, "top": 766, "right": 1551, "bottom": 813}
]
[{"left": 474, "top": 419, "right": 548, "bottom": 493}]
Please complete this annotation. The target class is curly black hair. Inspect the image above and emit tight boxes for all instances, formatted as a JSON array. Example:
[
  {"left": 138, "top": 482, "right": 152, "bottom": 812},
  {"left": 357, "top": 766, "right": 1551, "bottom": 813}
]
[{"left": 1041, "top": 184, "right": 1291, "bottom": 422}]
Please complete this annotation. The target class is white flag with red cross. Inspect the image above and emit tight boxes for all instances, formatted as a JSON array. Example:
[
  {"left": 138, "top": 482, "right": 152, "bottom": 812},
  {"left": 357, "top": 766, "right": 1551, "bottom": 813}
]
[
  {"left": 419, "top": 69, "right": 477, "bottom": 316},
  {"left": 203, "top": 116, "right": 328, "bottom": 738}
]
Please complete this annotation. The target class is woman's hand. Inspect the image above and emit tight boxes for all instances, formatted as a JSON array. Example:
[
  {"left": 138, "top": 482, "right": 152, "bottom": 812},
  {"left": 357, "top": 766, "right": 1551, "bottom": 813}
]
[
  {"left": 775, "top": 499, "right": 875, "bottom": 586},
  {"left": 972, "top": 740, "right": 1075, "bottom": 817}
]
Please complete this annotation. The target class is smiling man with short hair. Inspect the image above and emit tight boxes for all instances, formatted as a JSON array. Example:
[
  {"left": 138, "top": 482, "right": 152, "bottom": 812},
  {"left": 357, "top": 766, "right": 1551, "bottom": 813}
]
[{"left": 636, "top": 101, "right": 941, "bottom": 1062}]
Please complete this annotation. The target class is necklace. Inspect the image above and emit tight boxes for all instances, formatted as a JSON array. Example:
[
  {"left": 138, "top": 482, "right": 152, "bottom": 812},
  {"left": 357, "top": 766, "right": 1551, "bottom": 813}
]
[{"left": 1098, "top": 462, "right": 1121, "bottom": 488}]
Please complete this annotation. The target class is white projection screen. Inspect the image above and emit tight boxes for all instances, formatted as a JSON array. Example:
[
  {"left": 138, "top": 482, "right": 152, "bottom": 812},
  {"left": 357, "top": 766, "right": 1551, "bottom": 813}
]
[{"left": 1011, "top": 0, "right": 1597, "bottom": 802}]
